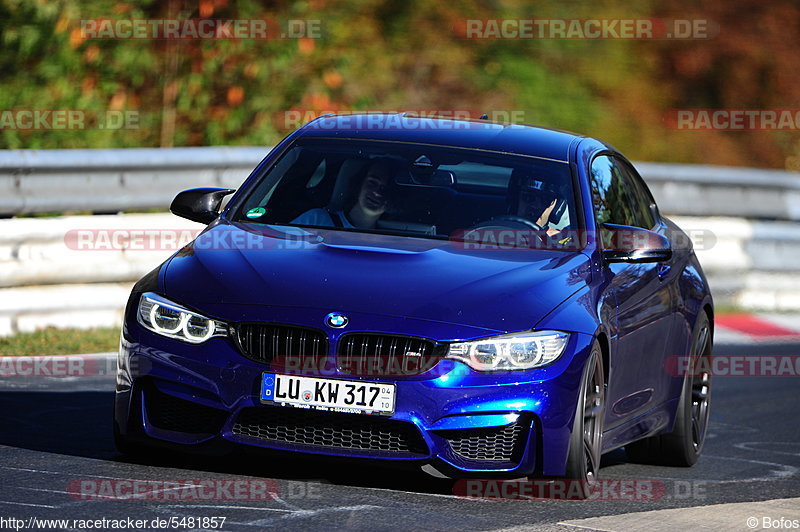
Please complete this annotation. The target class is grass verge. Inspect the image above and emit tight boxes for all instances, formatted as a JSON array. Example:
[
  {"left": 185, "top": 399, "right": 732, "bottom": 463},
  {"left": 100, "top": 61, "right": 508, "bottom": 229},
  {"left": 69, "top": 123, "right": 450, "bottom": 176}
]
[{"left": 0, "top": 327, "right": 120, "bottom": 357}]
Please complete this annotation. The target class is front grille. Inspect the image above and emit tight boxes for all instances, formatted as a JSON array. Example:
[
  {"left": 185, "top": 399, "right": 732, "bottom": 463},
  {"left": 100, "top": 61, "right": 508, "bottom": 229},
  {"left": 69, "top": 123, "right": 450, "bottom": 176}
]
[
  {"left": 440, "top": 422, "right": 527, "bottom": 462},
  {"left": 232, "top": 407, "right": 428, "bottom": 455},
  {"left": 337, "top": 334, "right": 443, "bottom": 376},
  {"left": 145, "top": 388, "right": 228, "bottom": 435},
  {"left": 235, "top": 323, "right": 328, "bottom": 367}
]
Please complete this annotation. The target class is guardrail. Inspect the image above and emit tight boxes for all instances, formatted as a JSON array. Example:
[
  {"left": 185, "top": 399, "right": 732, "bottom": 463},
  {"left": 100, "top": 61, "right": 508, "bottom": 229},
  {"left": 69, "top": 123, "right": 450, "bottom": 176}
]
[
  {"left": 635, "top": 162, "right": 800, "bottom": 221},
  {"left": 1, "top": 148, "right": 800, "bottom": 335},
  {"left": 0, "top": 147, "right": 268, "bottom": 215},
  {"left": 2, "top": 148, "right": 800, "bottom": 220}
]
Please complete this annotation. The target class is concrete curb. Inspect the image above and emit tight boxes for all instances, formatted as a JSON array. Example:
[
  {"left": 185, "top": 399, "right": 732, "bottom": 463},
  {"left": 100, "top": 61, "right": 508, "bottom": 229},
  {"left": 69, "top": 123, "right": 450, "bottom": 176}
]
[
  {"left": 558, "top": 496, "right": 800, "bottom": 532},
  {"left": 715, "top": 313, "right": 800, "bottom": 344}
]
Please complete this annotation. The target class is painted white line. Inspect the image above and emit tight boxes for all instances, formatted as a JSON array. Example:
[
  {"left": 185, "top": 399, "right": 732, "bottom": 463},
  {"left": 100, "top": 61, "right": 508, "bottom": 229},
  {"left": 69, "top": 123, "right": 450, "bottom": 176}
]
[
  {"left": 330, "top": 482, "right": 484, "bottom": 501},
  {"left": 0, "top": 500, "right": 59, "bottom": 509},
  {"left": 241, "top": 505, "right": 382, "bottom": 526},
  {"left": 702, "top": 454, "right": 798, "bottom": 480},
  {"left": 278, "top": 504, "right": 382, "bottom": 519},
  {"left": 626, "top": 453, "right": 799, "bottom": 485},
  {"left": 154, "top": 503, "right": 381, "bottom": 528},
  {"left": 16, "top": 482, "right": 277, "bottom": 505},
  {"left": 734, "top": 441, "right": 800, "bottom": 457},
  {"left": 18, "top": 487, "right": 72, "bottom": 495},
  {"left": 0, "top": 464, "right": 195, "bottom": 482},
  {"left": 271, "top": 495, "right": 301, "bottom": 511},
  {"left": 155, "top": 504, "right": 293, "bottom": 513}
]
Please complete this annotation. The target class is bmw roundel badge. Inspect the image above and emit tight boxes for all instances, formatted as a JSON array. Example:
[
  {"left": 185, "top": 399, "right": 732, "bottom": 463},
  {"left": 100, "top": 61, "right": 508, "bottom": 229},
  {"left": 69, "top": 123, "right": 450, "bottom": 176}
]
[{"left": 325, "top": 312, "right": 349, "bottom": 328}]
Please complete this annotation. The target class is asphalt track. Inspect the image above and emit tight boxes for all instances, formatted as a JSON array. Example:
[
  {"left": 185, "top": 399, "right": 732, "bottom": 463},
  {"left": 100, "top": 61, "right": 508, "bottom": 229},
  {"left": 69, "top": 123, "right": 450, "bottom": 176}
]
[{"left": 0, "top": 341, "right": 798, "bottom": 531}]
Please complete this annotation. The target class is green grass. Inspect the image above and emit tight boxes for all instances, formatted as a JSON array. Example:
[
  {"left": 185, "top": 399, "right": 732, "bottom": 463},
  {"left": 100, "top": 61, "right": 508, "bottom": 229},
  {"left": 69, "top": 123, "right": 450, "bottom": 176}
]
[
  {"left": 713, "top": 304, "right": 748, "bottom": 315},
  {"left": 0, "top": 327, "right": 120, "bottom": 357}
]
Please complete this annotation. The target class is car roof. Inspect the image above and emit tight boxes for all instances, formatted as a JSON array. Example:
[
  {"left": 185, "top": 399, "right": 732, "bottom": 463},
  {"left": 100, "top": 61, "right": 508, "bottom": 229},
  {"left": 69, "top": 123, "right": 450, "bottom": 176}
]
[{"left": 296, "top": 113, "right": 584, "bottom": 163}]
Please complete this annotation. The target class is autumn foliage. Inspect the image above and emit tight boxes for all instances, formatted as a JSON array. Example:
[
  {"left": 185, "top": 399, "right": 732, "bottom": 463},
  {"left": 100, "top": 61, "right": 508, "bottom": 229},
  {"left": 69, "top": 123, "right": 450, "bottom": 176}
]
[{"left": 0, "top": 0, "right": 798, "bottom": 169}]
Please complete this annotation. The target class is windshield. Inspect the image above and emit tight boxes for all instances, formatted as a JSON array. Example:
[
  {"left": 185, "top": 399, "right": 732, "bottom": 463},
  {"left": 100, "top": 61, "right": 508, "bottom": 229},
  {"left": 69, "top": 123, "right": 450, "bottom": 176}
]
[{"left": 232, "top": 138, "right": 580, "bottom": 250}]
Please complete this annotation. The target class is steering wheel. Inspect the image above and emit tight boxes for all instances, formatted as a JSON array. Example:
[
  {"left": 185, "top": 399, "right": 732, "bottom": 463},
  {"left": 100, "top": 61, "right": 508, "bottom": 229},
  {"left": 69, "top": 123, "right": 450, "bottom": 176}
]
[
  {"left": 463, "top": 215, "right": 546, "bottom": 249},
  {"left": 473, "top": 215, "right": 543, "bottom": 232}
]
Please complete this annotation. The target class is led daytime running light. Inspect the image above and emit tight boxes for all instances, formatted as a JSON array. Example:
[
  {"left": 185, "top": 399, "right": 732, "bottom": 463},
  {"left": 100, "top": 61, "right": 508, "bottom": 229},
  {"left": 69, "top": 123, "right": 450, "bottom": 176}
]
[{"left": 137, "top": 293, "right": 225, "bottom": 344}]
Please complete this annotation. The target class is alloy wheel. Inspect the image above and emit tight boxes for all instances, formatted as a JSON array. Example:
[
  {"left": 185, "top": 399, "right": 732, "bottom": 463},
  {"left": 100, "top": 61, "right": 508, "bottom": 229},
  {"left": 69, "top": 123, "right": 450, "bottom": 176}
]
[
  {"left": 583, "top": 351, "right": 605, "bottom": 482},
  {"left": 690, "top": 324, "right": 711, "bottom": 452}
]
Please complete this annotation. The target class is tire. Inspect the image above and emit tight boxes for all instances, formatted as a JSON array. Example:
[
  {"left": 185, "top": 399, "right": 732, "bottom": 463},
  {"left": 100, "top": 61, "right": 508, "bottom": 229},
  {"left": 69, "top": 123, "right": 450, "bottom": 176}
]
[
  {"left": 113, "top": 394, "right": 152, "bottom": 458},
  {"left": 561, "top": 342, "right": 606, "bottom": 498},
  {"left": 113, "top": 420, "right": 150, "bottom": 458},
  {"left": 626, "top": 312, "right": 712, "bottom": 466}
]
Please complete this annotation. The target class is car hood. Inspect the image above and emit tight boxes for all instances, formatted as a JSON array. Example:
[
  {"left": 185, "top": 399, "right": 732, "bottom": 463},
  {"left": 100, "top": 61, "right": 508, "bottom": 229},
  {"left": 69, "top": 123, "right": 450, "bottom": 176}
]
[{"left": 163, "top": 222, "right": 591, "bottom": 333}]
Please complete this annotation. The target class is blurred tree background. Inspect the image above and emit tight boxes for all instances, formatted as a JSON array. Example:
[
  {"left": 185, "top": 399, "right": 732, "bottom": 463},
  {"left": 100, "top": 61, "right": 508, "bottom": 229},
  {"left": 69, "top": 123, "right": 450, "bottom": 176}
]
[{"left": 1, "top": 0, "right": 798, "bottom": 169}]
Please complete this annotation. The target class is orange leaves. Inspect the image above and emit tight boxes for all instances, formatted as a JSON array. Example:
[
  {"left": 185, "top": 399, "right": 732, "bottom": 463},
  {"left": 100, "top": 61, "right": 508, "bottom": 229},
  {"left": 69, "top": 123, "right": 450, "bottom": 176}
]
[
  {"left": 298, "top": 38, "right": 316, "bottom": 55},
  {"left": 69, "top": 28, "right": 84, "bottom": 49},
  {"left": 323, "top": 71, "right": 343, "bottom": 89},
  {"left": 227, "top": 86, "right": 245, "bottom": 106}
]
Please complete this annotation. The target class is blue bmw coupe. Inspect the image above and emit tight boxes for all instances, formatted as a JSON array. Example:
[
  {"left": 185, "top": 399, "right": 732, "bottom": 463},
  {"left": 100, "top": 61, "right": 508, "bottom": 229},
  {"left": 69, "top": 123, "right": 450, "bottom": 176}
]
[{"left": 115, "top": 114, "right": 713, "bottom": 492}]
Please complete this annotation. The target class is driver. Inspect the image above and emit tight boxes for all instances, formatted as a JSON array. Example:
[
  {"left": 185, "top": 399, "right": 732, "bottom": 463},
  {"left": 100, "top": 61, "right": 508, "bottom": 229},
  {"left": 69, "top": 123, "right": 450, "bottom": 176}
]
[{"left": 507, "top": 169, "right": 567, "bottom": 237}]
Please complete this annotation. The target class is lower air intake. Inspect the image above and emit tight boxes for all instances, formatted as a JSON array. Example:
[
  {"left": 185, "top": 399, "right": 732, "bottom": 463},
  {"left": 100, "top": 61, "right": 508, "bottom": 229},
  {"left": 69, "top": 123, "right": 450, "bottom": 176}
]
[
  {"left": 145, "top": 388, "right": 228, "bottom": 435},
  {"left": 232, "top": 407, "right": 428, "bottom": 455},
  {"left": 440, "top": 422, "right": 528, "bottom": 462}
]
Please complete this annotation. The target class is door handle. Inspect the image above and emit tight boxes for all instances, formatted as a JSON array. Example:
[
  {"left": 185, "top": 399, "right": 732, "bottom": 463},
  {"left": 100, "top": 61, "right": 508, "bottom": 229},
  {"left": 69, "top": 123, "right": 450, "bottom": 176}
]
[{"left": 657, "top": 263, "right": 671, "bottom": 280}]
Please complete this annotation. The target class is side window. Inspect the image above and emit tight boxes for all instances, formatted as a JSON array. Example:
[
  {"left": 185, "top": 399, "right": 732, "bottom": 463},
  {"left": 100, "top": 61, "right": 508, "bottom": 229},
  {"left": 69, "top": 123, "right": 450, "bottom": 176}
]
[
  {"left": 614, "top": 158, "right": 656, "bottom": 229},
  {"left": 589, "top": 155, "right": 638, "bottom": 227}
]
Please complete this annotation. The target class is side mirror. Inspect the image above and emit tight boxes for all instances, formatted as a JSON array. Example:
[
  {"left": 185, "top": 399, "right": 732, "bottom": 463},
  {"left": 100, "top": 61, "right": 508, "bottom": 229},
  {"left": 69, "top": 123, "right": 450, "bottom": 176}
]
[
  {"left": 601, "top": 223, "right": 672, "bottom": 263},
  {"left": 170, "top": 188, "right": 235, "bottom": 224}
]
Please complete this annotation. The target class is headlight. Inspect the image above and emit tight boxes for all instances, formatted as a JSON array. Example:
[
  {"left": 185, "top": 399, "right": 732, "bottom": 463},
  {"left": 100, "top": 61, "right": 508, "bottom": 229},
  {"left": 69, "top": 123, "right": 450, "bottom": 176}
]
[
  {"left": 137, "top": 292, "right": 227, "bottom": 344},
  {"left": 446, "top": 330, "right": 569, "bottom": 371}
]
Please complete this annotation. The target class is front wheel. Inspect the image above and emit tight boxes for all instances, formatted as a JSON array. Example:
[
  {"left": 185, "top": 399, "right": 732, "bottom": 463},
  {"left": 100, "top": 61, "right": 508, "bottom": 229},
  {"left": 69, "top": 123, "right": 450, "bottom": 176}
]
[
  {"left": 113, "top": 419, "right": 150, "bottom": 458},
  {"left": 561, "top": 343, "right": 605, "bottom": 498}
]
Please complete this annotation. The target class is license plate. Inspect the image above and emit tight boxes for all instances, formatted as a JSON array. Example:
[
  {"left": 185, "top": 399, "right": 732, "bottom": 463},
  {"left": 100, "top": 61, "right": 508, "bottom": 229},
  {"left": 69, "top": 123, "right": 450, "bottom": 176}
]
[{"left": 261, "top": 373, "right": 396, "bottom": 415}]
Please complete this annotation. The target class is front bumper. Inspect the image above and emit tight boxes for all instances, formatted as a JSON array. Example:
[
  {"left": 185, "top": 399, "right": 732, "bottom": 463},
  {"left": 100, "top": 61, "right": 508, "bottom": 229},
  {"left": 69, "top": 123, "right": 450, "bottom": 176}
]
[{"left": 115, "top": 308, "right": 594, "bottom": 478}]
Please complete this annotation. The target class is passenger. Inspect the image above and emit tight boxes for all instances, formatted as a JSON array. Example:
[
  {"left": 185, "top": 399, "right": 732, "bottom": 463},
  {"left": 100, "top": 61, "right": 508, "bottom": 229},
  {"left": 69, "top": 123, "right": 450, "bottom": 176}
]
[{"left": 292, "top": 158, "right": 394, "bottom": 229}]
